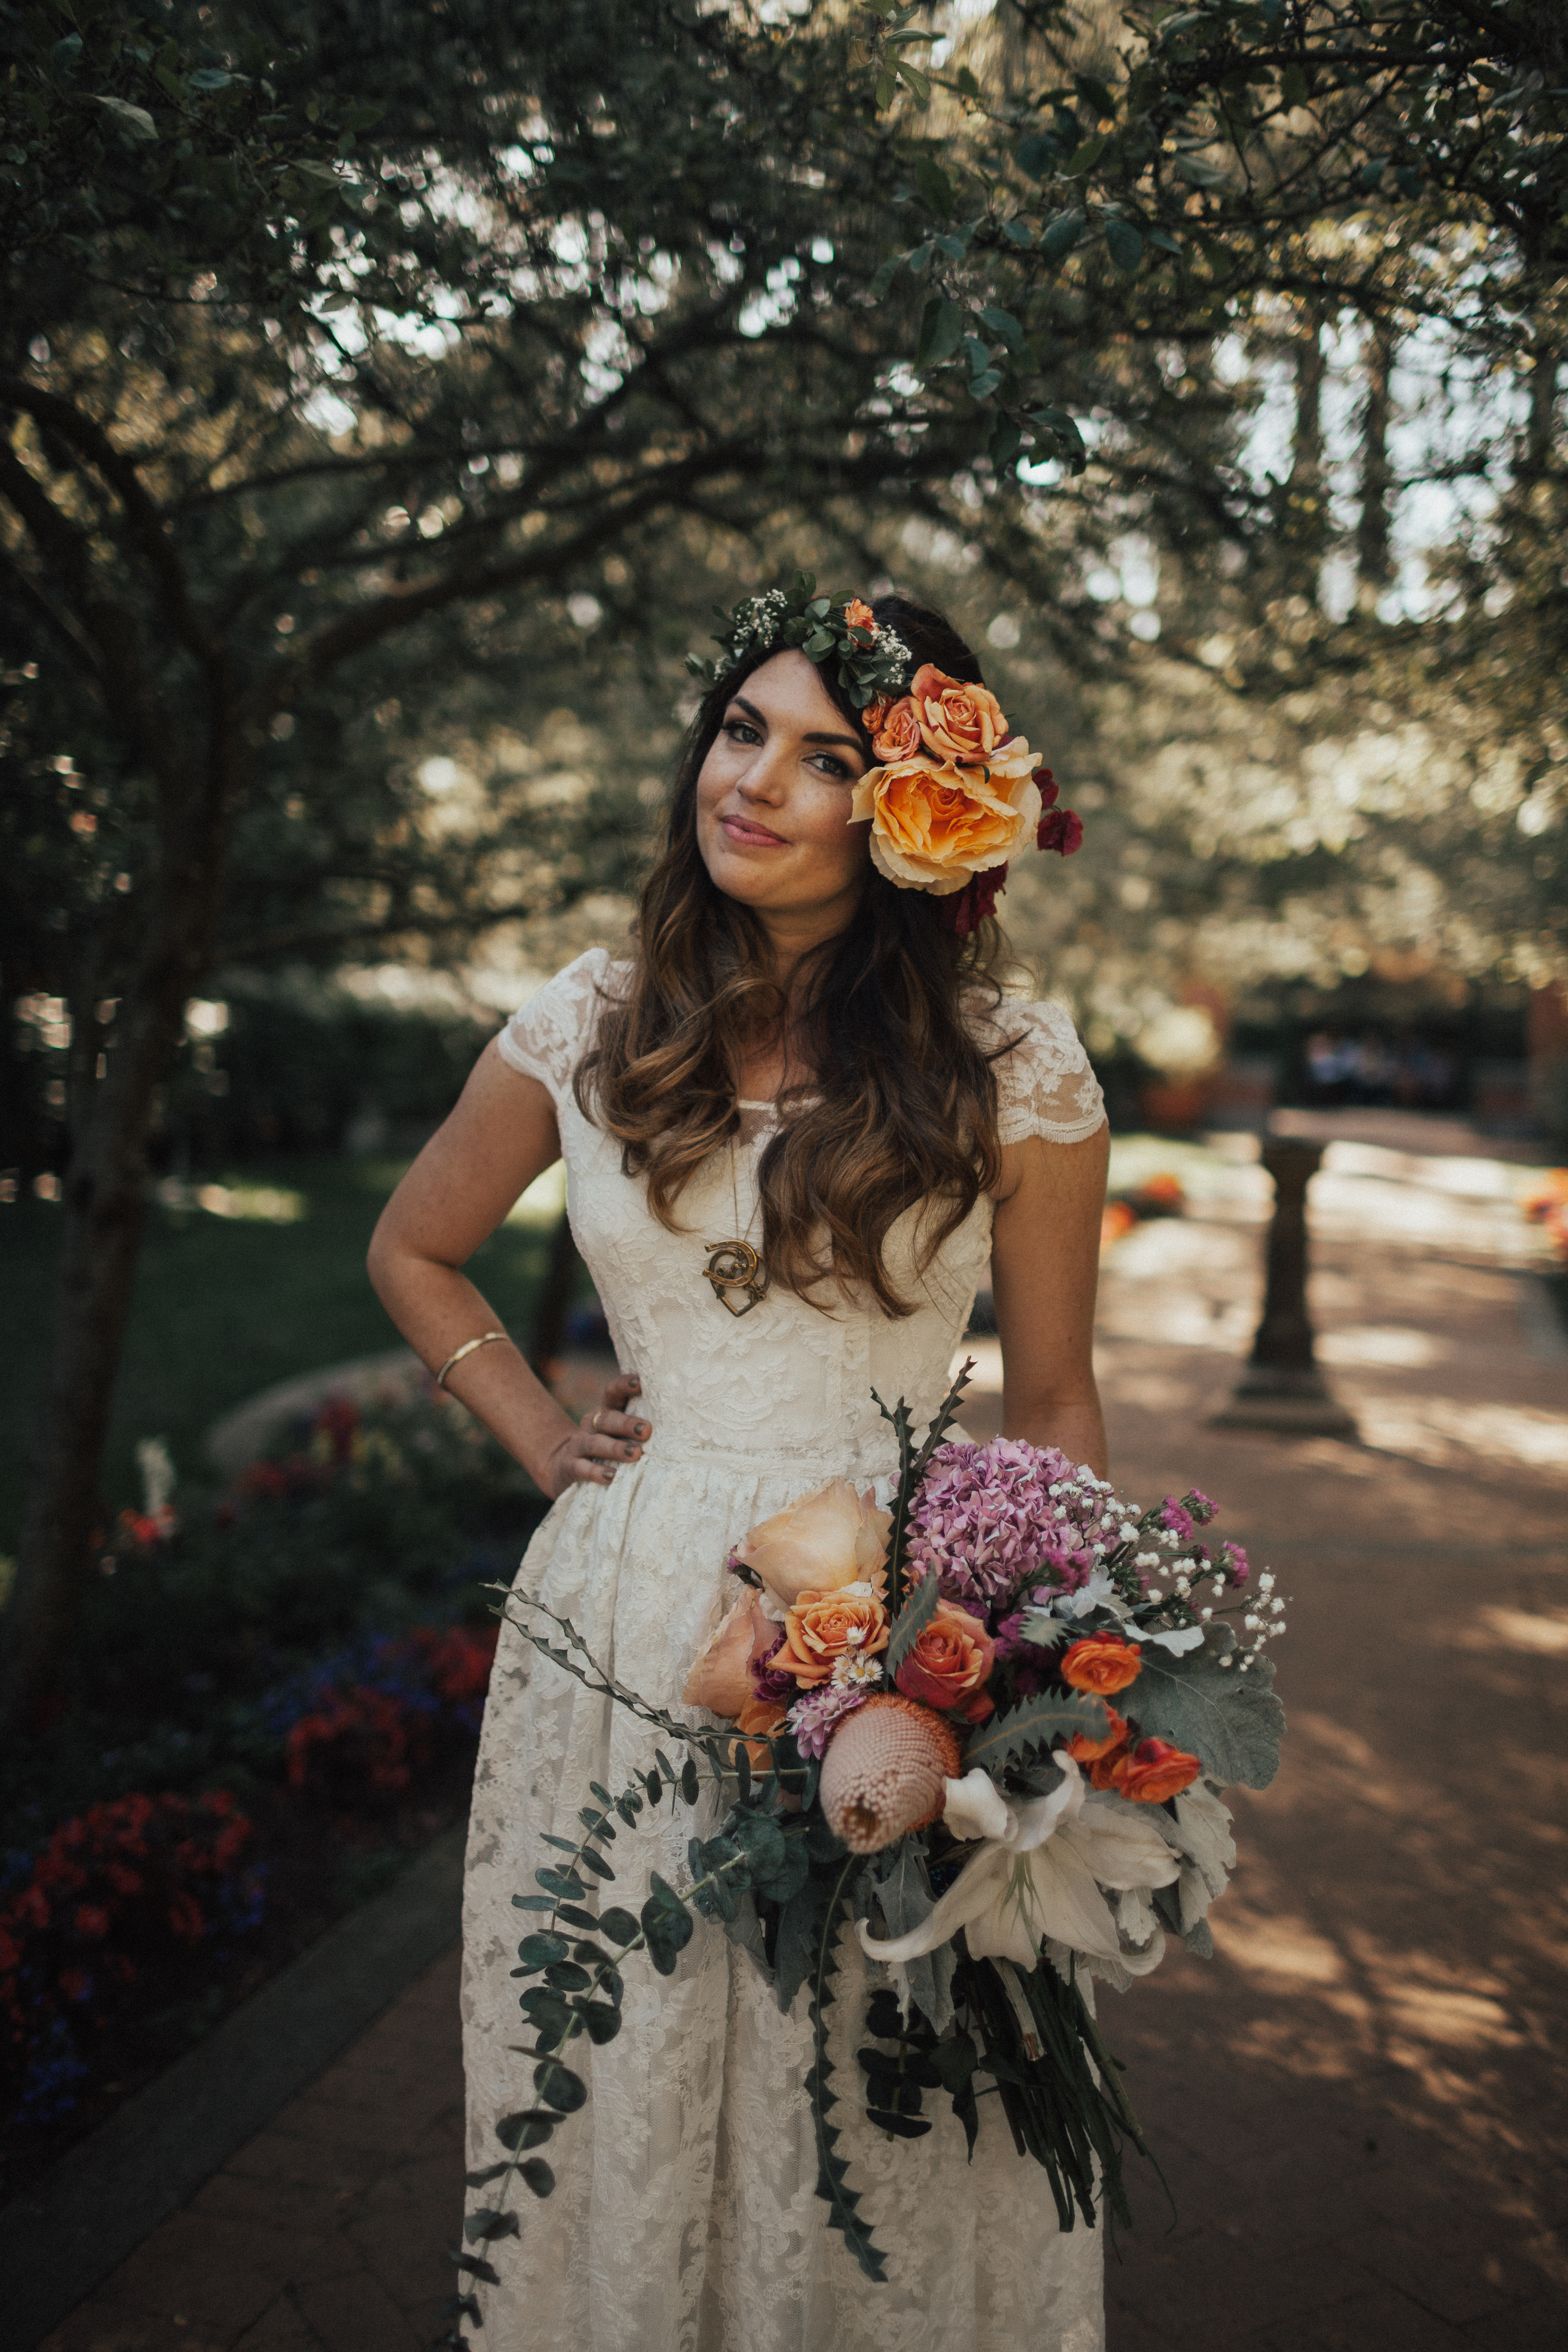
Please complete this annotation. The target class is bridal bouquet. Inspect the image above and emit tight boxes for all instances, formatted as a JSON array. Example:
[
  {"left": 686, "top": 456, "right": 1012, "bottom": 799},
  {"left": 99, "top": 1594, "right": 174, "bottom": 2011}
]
[{"left": 453, "top": 1371, "right": 1285, "bottom": 2330}]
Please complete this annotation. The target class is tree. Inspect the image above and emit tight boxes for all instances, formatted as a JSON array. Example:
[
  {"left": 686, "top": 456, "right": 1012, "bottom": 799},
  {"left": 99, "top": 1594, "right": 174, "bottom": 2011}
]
[{"left": 0, "top": 0, "right": 1017, "bottom": 1728}]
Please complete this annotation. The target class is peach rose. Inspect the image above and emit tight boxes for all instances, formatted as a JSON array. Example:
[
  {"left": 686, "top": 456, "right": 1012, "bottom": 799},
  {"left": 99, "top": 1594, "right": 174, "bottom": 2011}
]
[
  {"left": 1059, "top": 1633, "right": 1143, "bottom": 1697},
  {"left": 844, "top": 597, "right": 876, "bottom": 635},
  {"left": 870, "top": 695, "right": 924, "bottom": 762},
  {"left": 733, "top": 1478, "right": 891, "bottom": 1609},
  {"left": 909, "top": 664, "right": 1009, "bottom": 764},
  {"left": 1106, "top": 1736, "right": 1202, "bottom": 1804},
  {"left": 892, "top": 1598, "right": 996, "bottom": 1723},
  {"left": 775, "top": 1587, "right": 889, "bottom": 1687},
  {"left": 681, "top": 1594, "right": 778, "bottom": 1718},
  {"left": 1065, "top": 1705, "right": 1129, "bottom": 1766},
  {"left": 851, "top": 754, "right": 1043, "bottom": 895}
]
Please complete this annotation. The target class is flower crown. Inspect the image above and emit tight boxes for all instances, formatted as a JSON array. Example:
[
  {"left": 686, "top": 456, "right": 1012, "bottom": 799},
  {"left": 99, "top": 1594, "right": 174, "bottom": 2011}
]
[{"left": 689, "top": 574, "right": 1082, "bottom": 936}]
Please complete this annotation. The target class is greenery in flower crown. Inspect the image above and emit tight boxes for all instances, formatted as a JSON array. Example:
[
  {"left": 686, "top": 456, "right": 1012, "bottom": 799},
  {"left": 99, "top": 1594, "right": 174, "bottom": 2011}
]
[{"left": 685, "top": 572, "right": 913, "bottom": 712}]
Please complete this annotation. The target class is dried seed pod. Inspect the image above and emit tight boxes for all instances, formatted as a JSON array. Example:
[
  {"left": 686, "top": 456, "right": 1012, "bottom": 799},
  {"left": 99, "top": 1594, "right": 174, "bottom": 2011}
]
[{"left": 818, "top": 1693, "right": 962, "bottom": 1855}]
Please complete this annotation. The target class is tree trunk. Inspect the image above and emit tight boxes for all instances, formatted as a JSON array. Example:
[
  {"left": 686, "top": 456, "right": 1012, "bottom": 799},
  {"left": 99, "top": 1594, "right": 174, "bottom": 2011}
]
[
  {"left": 1356, "top": 328, "right": 1394, "bottom": 601},
  {"left": 0, "top": 865, "right": 221, "bottom": 1735}
]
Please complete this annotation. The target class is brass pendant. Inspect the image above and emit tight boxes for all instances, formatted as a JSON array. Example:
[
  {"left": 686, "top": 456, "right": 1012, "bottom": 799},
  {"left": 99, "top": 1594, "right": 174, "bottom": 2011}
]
[{"left": 703, "top": 1239, "right": 768, "bottom": 1316}]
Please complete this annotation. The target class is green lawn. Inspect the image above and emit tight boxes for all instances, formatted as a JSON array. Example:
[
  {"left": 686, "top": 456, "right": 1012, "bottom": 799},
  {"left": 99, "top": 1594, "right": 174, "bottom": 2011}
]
[{"left": 1, "top": 1156, "right": 558, "bottom": 1552}]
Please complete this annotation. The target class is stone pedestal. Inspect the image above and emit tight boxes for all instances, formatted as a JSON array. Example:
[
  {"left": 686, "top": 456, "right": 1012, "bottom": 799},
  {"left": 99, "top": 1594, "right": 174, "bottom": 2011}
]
[{"left": 1211, "top": 1137, "right": 1358, "bottom": 1437}]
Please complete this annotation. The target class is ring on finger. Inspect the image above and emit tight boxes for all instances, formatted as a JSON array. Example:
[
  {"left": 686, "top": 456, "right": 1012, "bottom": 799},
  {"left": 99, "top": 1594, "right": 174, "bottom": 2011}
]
[{"left": 591, "top": 1410, "right": 602, "bottom": 1433}]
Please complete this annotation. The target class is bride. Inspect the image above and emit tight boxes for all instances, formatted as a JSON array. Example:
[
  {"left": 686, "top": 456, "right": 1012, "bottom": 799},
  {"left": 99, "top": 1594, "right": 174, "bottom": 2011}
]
[{"left": 369, "top": 587, "right": 1110, "bottom": 2351}]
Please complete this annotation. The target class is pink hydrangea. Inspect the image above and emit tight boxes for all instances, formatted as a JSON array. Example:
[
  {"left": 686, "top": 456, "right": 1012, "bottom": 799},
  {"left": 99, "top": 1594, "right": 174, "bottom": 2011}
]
[{"left": 904, "top": 1439, "right": 1120, "bottom": 1618}]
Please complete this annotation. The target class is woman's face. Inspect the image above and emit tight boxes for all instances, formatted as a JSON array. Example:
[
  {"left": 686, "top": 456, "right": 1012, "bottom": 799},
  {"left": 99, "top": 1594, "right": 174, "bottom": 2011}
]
[{"left": 694, "top": 652, "right": 870, "bottom": 934}]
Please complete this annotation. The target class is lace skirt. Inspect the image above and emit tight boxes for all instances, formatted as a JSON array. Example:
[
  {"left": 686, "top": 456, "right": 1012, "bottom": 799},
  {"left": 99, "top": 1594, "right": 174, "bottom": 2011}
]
[{"left": 461, "top": 1456, "right": 1106, "bottom": 2352}]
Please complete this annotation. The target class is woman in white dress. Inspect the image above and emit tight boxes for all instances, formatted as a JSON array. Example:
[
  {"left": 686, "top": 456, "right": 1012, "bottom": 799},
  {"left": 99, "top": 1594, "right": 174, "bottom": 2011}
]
[{"left": 369, "top": 590, "right": 1111, "bottom": 2352}]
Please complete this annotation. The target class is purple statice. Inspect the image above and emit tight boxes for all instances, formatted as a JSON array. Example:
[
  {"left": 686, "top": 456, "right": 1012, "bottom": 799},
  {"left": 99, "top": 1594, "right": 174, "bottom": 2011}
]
[
  {"left": 1183, "top": 1488, "right": 1218, "bottom": 1526},
  {"left": 749, "top": 1627, "right": 796, "bottom": 1706},
  {"left": 1219, "top": 1540, "right": 1250, "bottom": 1587},
  {"left": 787, "top": 1682, "right": 868, "bottom": 1759},
  {"left": 904, "top": 1438, "right": 1119, "bottom": 1618},
  {"left": 1159, "top": 1499, "right": 1195, "bottom": 1542}
]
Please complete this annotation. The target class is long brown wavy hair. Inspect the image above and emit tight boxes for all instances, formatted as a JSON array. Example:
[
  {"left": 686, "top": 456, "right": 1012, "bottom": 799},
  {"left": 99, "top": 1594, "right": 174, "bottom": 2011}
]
[{"left": 576, "top": 594, "right": 1016, "bottom": 1316}]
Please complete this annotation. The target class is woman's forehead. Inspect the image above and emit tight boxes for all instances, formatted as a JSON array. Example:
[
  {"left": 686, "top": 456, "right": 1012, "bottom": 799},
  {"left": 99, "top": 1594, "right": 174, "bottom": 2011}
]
[{"left": 733, "top": 648, "right": 855, "bottom": 733}]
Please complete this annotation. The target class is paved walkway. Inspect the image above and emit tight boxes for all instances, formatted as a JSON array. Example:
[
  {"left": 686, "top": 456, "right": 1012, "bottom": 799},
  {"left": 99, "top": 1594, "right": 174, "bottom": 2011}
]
[{"left": 38, "top": 1179, "right": 1568, "bottom": 2349}]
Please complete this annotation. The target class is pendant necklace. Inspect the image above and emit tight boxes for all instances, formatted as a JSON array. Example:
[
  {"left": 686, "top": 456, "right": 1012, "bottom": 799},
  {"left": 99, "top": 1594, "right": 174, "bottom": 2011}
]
[{"left": 703, "top": 1137, "right": 768, "bottom": 1316}]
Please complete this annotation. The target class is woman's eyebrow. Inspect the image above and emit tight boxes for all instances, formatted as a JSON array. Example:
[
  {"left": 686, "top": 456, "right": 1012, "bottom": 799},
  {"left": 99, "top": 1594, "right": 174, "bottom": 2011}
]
[{"left": 730, "top": 693, "right": 864, "bottom": 755}]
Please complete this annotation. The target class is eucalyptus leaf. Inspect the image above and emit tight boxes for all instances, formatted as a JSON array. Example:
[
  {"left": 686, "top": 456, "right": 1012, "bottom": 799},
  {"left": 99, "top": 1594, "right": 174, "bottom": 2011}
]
[
  {"left": 597, "top": 1906, "right": 641, "bottom": 1946},
  {"left": 534, "top": 2057, "right": 587, "bottom": 2112}
]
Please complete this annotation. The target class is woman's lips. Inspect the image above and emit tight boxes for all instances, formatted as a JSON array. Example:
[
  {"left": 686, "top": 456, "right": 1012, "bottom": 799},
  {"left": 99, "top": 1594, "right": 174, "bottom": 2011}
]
[{"left": 720, "top": 814, "right": 787, "bottom": 848}]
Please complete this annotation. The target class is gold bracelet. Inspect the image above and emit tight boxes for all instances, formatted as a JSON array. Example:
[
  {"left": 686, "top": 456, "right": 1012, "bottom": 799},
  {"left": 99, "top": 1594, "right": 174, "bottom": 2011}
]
[{"left": 435, "top": 1330, "right": 510, "bottom": 1390}]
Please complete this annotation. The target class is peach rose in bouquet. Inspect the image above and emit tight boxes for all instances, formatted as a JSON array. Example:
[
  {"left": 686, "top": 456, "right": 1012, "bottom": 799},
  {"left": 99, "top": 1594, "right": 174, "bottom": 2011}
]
[
  {"left": 731, "top": 1478, "right": 891, "bottom": 1609},
  {"left": 852, "top": 753, "right": 1043, "bottom": 896},
  {"left": 681, "top": 1593, "right": 781, "bottom": 1715},
  {"left": 908, "top": 664, "right": 1009, "bottom": 764}
]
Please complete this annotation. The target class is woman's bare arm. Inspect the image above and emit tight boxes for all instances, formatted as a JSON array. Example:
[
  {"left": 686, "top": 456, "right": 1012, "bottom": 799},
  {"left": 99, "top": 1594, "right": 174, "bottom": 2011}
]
[
  {"left": 989, "top": 1122, "right": 1110, "bottom": 1476},
  {"left": 367, "top": 1042, "right": 647, "bottom": 1497}
]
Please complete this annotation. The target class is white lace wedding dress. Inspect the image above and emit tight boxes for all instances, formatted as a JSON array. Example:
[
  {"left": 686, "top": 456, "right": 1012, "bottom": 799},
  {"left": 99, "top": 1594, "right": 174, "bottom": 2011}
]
[{"left": 462, "top": 948, "right": 1109, "bottom": 2352}]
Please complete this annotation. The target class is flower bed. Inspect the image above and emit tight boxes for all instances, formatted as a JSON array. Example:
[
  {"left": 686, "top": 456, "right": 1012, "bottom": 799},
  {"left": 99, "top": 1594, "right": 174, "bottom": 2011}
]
[{"left": 0, "top": 1389, "right": 539, "bottom": 2170}]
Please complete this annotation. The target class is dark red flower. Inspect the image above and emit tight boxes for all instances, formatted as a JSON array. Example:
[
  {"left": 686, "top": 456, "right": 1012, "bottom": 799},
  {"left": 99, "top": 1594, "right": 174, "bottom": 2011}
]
[
  {"left": 936, "top": 865, "right": 1007, "bottom": 936},
  {"left": 1037, "top": 806, "right": 1084, "bottom": 856},
  {"left": 1032, "top": 764, "right": 1058, "bottom": 808}
]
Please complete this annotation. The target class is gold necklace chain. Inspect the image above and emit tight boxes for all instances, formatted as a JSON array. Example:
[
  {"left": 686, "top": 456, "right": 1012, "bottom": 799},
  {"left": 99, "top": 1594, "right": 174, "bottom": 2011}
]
[{"left": 702, "top": 1133, "right": 768, "bottom": 1316}]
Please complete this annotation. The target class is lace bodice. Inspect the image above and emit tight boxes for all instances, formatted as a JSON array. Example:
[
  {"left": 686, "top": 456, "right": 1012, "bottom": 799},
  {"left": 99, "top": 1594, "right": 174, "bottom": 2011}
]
[{"left": 497, "top": 948, "right": 1103, "bottom": 1472}]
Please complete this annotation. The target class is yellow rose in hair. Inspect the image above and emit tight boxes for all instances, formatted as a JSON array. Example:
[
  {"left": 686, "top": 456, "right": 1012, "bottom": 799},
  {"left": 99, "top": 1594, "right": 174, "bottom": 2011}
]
[{"left": 851, "top": 753, "right": 1043, "bottom": 894}]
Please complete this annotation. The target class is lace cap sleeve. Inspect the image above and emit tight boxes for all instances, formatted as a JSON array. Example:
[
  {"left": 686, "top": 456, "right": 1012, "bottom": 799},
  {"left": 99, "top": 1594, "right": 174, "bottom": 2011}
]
[
  {"left": 988, "top": 998, "right": 1106, "bottom": 1147},
  {"left": 495, "top": 947, "right": 616, "bottom": 1103}
]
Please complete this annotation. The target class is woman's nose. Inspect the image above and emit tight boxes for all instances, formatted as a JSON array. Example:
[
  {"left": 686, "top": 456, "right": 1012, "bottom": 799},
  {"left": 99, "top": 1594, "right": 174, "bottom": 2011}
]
[{"left": 737, "top": 746, "right": 787, "bottom": 802}]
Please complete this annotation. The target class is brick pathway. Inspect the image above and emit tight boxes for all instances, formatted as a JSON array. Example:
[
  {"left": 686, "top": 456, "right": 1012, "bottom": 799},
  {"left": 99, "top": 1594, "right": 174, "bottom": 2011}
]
[{"left": 39, "top": 1204, "right": 1568, "bottom": 2350}]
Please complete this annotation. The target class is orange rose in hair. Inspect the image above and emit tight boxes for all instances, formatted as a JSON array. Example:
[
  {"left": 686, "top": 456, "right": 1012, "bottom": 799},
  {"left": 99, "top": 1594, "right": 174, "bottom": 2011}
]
[
  {"left": 1065, "top": 1705, "right": 1130, "bottom": 1765},
  {"left": 775, "top": 1588, "right": 889, "bottom": 1687},
  {"left": 909, "top": 664, "right": 1010, "bottom": 764},
  {"left": 851, "top": 754, "right": 1042, "bottom": 895},
  {"left": 870, "top": 695, "right": 924, "bottom": 762},
  {"left": 1059, "top": 1633, "right": 1143, "bottom": 1697},
  {"left": 844, "top": 597, "right": 876, "bottom": 635},
  {"left": 1106, "top": 1736, "right": 1202, "bottom": 1804},
  {"left": 893, "top": 1598, "right": 996, "bottom": 1723}
]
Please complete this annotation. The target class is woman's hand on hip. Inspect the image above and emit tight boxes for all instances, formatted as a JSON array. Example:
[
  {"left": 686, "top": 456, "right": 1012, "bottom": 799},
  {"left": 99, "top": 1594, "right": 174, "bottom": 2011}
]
[{"left": 541, "top": 1372, "right": 650, "bottom": 1497}]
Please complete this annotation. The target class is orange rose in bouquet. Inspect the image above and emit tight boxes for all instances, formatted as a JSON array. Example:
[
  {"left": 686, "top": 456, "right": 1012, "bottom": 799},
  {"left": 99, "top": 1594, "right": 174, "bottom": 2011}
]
[
  {"left": 1106, "top": 1736, "right": 1202, "bottom": 1804},
  {"left": 892, "top": 1597, "right": 996, "bottom": 1723},
  {"left": 774, "top": 1588, "right": 889, "bottom": 1687},
  {"left": 1059, "top": 1633, "right": 1143, "bottom": 1697}
]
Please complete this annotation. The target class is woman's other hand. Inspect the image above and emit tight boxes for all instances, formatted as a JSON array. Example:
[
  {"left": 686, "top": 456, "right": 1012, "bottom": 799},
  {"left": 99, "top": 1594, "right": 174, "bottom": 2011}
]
[{"left": 541, "top": 1372, "right": 651, "bottom": 1497}]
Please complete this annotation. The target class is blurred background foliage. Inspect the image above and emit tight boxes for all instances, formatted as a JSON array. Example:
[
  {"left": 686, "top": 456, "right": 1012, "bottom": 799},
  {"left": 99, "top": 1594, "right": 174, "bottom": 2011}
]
[{"left": 2, "top": 0, "right": 1565, "bottom": 1725}]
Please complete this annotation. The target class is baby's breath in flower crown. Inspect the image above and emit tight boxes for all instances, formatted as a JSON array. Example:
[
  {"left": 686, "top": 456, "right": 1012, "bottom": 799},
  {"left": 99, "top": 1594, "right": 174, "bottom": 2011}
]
[{"left": 688, "top": 574, "right": 1083, "bottom": 936}]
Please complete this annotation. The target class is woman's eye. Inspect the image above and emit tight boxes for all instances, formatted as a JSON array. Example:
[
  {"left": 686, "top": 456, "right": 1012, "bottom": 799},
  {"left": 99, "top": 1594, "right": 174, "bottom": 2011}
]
[
  {"left": 725, "top": 717, "right": 762, "bottom": 745},
  {"left": 813, "top": 754, "right": 849, "bottom": 780}
]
